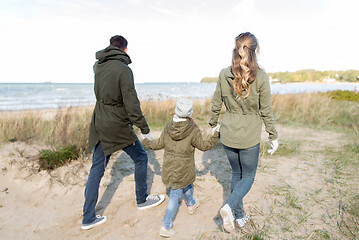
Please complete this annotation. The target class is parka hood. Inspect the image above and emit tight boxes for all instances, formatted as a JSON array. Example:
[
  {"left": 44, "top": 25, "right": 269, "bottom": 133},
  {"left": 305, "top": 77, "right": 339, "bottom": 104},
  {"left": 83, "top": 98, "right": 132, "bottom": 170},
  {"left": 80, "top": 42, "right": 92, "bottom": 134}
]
[
  {"left": 166, "top": 120, "right": 195, "bottom": 141},
  {"left": 95, "top": 45, "right": 132, "bottom": 65}
]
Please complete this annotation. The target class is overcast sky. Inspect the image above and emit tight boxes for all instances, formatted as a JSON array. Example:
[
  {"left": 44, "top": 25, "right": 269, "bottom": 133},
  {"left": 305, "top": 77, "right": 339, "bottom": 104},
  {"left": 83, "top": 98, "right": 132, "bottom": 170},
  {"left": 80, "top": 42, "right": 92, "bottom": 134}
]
[{"left": 1, "top": 0, "right": 358, "bottom": 83}]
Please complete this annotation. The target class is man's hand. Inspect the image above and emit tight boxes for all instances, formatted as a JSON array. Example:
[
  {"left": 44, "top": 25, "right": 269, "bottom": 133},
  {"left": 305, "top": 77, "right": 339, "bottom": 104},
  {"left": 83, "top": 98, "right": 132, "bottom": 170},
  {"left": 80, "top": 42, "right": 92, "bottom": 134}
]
[
  {"left": 267, "top": 139, "right": 278, "bottom": 155},
  {"left": 141, "top": 132, "right": 153, "bottom": 140}
]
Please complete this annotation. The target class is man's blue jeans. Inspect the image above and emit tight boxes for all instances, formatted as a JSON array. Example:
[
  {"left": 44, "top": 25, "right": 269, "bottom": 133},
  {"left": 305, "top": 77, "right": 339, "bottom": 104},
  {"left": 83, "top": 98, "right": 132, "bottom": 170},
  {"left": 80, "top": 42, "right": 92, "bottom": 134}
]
[
  {"left": 223, "top": 143, "right": 260, "bottom": 219},
  {"left": 161, "top": 184, "right": 195, "bottom": 230},
  {"left": 82, "top": 140, "right": 148, "bottom": 224}
]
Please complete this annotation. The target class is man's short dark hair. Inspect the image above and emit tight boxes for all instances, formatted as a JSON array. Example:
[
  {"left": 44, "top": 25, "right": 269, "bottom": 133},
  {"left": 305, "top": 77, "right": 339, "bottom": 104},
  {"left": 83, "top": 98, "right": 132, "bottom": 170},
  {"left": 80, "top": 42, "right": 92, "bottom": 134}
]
[{"left": 110, "top": 35, "right": 128, "bottom": 51}]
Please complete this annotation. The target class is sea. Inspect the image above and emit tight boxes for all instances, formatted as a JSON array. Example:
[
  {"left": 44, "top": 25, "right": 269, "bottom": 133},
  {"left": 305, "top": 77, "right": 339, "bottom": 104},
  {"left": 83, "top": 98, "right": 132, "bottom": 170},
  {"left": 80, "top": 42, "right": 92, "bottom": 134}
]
[{"left": 0, "top": 82, "right": 357, "bottom": 111}]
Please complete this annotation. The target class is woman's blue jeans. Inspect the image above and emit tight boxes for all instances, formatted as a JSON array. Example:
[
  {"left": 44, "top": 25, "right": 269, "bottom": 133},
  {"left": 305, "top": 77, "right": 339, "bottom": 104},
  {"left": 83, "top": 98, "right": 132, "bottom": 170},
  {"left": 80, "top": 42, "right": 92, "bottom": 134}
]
[
  {"left": 82, "top": 140, "right": 148, "bottom": 224},
  {"left": 223, "top": 143, "right": 260, "bottom": 219},
  {"left": 161, "top": 184, "right": 195, "bottom": 230}
]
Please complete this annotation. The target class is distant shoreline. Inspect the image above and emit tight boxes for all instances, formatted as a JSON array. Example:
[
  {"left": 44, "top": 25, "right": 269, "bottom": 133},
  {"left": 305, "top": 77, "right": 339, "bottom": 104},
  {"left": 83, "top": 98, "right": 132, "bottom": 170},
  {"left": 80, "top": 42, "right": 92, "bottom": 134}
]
[{"left": 270, "top": 81, "right": 358, "bottom": 85}]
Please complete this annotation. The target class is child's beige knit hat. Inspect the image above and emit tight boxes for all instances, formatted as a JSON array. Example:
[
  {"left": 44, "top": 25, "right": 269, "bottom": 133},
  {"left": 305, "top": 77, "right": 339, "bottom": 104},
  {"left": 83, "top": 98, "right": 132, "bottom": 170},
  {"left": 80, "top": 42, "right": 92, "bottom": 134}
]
[{"left": 175, "top": 98, "right": 193, "bottom": 118}]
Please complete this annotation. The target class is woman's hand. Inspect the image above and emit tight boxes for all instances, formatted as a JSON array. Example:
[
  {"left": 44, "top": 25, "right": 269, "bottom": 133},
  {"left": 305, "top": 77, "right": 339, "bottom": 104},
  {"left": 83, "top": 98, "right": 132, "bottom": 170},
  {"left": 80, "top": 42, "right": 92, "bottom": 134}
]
[{"left": 267, "top": 139, "right": 278, "bottom": 155}]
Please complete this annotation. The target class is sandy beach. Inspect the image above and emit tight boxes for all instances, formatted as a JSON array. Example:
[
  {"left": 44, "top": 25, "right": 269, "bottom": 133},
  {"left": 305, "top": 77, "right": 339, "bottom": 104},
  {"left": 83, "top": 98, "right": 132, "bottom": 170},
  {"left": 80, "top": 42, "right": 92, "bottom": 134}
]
[{"left": 0, "top": 114, "right": 357, "bottom": 239}]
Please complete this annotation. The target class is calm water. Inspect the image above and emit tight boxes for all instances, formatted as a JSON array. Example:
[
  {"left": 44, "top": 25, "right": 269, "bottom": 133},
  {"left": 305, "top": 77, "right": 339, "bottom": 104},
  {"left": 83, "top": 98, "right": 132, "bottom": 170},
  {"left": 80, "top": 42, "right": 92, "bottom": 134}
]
[{"left": 0, "top": 82, "right": 357, "bottom": 111}]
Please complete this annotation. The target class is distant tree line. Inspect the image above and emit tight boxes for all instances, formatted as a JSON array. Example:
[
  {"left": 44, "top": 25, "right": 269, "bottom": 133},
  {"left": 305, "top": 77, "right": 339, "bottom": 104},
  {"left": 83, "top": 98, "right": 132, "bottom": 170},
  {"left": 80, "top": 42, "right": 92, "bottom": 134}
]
[
  {"left": 268, "top": 69, "right": 359, "bottom": 83},
  {"left": 200, "top": 77, "right": 218, "bottom": 83},
  {"left": 200, "top": 70, "right": 359, "bottom": 83}
]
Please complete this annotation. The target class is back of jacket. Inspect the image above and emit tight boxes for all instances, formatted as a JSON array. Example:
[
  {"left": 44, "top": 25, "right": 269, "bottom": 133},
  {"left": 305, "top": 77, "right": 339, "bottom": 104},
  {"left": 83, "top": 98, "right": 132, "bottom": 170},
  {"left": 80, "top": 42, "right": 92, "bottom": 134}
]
[
  {"left": 142, "top": 120, "right": 219, "bottom": 189},
  {"left": 88, "top": 45, "right": 149, "bottom": 156},
  {"left": 209, "top": 67, "right": 277, "bottom": 149}
]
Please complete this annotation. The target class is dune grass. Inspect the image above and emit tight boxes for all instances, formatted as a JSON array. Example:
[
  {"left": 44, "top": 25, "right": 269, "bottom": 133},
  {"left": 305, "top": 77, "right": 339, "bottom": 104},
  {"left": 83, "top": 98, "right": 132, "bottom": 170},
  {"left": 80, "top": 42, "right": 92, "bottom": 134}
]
[
  {"left": 0, "top": 92, "right": 357, "bottom": 170},
  {"left": 39, "top": 144, "right": 80, "bottom": 170},
  {"left": 272, "top": 93, "right": 359, "bottom": 134}
]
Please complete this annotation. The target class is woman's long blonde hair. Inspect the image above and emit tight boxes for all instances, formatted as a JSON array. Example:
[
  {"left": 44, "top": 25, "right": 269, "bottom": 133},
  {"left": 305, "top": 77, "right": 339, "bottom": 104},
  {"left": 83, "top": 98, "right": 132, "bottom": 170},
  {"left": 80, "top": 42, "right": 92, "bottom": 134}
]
[{"left": 232, "top": 32, "right": 260, "bottom": 98}]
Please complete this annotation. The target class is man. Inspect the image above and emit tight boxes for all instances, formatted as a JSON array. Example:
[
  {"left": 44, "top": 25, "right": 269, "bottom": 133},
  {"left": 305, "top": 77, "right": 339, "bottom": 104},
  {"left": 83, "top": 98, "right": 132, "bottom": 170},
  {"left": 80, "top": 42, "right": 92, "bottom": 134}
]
[{"left": 81, "top": 35, "right": 165, "bottom": 230}]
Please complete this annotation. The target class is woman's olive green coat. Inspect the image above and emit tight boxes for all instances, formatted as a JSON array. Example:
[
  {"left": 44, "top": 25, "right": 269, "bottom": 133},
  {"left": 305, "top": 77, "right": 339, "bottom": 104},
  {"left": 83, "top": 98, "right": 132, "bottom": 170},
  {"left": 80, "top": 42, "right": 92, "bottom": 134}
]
[
  {"left": 88, "top": 45, "right": 149, "bottom": 156},
  {"left": 209, "top": 67, "right": 278, "bottom": 149},
  {"left": 142, "top": 120, "right": 219, "bottom": 189}
]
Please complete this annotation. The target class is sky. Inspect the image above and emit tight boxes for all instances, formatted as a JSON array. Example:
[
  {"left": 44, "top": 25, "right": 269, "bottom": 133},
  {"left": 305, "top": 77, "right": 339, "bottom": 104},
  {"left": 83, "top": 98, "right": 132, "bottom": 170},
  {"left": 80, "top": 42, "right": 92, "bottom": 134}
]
[{"left": 0, "top": 0, "right": 358, "bottom": 83}]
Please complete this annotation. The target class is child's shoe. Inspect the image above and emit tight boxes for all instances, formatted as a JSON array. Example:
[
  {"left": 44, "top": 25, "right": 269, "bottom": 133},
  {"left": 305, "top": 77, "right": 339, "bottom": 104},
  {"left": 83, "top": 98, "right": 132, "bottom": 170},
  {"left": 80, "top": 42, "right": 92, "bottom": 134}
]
[
  {"left": 187, "top": 198, "right": 201, "bottom": 215},
  {"left": 159, "top": 226, "right": 175, "bottom": 238},
  {"left": 220, "top": 204, "right": 235, "bottom": 232}
]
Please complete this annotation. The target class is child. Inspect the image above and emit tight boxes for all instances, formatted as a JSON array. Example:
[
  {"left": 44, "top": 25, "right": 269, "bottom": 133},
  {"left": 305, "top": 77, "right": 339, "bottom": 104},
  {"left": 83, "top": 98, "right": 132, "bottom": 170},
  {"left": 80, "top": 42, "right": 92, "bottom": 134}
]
[{"left": 141, "top": 98, "right": 220, "bottom": 238}]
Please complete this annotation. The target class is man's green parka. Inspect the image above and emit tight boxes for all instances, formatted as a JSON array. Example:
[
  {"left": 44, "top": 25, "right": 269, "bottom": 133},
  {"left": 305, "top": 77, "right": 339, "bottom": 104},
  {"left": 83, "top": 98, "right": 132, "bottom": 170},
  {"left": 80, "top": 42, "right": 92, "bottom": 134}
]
[
  {"left": 142, "top": 120, "right": 219, "bottom": 189},
  {"left": 88, "top": 45, "right": 149, "bottom": 156}
]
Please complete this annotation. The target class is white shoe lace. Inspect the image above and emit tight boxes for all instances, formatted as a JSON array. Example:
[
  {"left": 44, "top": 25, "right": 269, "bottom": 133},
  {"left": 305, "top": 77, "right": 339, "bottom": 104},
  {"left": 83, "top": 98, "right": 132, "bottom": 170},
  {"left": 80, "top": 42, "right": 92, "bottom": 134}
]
[{"left": 147, "top": 195, "right": 159, "bottom": 201}]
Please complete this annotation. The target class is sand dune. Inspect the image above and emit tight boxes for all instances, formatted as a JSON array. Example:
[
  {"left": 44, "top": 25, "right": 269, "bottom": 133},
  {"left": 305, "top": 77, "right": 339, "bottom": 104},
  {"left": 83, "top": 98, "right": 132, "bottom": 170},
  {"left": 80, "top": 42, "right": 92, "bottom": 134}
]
[{"left": 0, "top": 124, "right": 354, "bottom": 239}]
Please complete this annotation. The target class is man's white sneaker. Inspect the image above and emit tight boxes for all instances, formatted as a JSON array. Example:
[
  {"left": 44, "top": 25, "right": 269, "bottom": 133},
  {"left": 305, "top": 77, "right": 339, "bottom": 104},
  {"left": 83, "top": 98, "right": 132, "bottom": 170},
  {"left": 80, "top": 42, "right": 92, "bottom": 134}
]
[
  {"left": 220, "top": 204, "right": 235, "bottom": 232},
  {"left": 81, "top": 215, "right": 107, "bottom": 230},
  {"left": 137, "top": 194, "right": 165, "bottom": 210}
]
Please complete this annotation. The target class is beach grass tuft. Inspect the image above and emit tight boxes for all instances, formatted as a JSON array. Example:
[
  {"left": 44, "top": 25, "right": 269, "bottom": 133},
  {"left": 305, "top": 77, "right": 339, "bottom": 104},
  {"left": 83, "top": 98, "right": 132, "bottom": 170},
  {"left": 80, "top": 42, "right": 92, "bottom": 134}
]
[{"left": 39, "top": 144, "right": 80, "bottom": 170}]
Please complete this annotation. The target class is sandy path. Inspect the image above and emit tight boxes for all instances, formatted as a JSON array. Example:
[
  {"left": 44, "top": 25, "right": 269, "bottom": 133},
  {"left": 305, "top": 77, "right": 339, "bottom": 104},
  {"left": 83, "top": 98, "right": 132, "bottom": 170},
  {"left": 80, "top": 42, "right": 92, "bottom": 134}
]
[{"left": 0, "top": 124, "right": 354, "bottom": 239}]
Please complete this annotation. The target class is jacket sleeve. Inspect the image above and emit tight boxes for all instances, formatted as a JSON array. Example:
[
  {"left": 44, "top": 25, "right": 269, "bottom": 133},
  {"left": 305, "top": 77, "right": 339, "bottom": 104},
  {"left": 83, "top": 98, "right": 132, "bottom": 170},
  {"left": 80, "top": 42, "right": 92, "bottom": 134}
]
[
  {"left": 259, "top": 73, "right": 278, "bottom": 141},
  {"left": 209, "top": 75, "right": 223, "bottom": 127},
  {"left": 142, "top": 129, "right": 166, "bottom": 150},
  {"left": 191, "top": 128, "right": 219, "bottom": 151},
  {"left": 120, "top": 67, "right": 150, "bottom": 134}
]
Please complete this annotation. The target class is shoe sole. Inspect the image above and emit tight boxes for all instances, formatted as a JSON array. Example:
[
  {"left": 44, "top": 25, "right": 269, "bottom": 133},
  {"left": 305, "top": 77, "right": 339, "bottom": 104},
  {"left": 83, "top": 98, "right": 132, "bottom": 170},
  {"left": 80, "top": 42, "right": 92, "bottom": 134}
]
[
  {"left": 159, "top": 227, "right": 175, "bottom": 238},
  {"left": 220, "top": 208, "right": 233, "bottom": 233},
  {"left": 159, "top": 233, "right": 172, "bottom": 238},
  {"left": 81, "top": 217, "right": 107, "bottom": 230},
  {"left": 138, "top": 195, "right": 165, "bottom": 210}
]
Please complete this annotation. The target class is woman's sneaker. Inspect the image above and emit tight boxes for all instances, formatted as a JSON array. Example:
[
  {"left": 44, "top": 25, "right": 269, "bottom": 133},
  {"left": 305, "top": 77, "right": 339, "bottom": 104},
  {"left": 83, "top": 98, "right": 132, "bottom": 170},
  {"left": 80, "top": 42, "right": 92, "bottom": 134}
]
[
  {"left": 81, "top": 215, "right": 107, "bottom": 230},
  {"left": 137, "top": 194, "right": 165, "bottom": 210},
  {"left": 235, "top": 215, "right": 250, "bottom": 228},
  {"left": 159, "top": 226, "right": 175, "bottom": 238},
  {"left": 220, "top": 204, "right": 235, "bottom": 232},
  {"left": 187, "top": 198, "right": 201, "bottom": 215}
]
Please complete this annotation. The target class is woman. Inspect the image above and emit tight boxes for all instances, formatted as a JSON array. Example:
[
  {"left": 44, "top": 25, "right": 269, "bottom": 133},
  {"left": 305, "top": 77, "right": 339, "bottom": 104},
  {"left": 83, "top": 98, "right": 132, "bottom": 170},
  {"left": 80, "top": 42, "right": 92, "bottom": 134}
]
[{"left": 209, "top": 32, "right": 278, "bottom": 232}]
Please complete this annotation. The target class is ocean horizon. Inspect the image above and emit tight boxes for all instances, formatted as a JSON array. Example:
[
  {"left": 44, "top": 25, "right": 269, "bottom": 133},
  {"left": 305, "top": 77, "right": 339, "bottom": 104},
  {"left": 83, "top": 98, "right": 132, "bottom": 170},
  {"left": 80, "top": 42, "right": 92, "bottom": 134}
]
[{"left": 0, "top": 82, "right": 357, "bottom": 111}]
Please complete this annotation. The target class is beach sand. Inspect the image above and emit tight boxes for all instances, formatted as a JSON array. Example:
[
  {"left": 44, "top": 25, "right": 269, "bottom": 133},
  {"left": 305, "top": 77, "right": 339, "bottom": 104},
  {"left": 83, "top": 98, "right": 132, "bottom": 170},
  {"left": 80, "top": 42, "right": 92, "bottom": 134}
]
[{"left": 0, "top": 121, "right": 354, "bottom": 239}]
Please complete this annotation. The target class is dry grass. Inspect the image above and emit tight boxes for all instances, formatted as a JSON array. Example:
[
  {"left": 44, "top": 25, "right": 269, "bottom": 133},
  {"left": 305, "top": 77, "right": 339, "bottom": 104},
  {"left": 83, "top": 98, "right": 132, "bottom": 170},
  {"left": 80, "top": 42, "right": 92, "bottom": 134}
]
[
  {"left": 0, "top": 93, "right": 357, "bottom": 171},
  {"left": 0, "top": 107, "right": 91, "bottom": 151},
  {"left": 272, "top": 93, "right": 359, "bottom": 134}
]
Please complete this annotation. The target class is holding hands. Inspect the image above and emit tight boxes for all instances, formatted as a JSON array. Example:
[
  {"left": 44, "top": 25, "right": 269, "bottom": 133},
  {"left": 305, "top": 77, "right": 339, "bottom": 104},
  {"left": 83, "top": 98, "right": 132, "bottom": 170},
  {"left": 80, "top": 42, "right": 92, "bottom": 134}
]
[
  {"left": 211, "top": 124, "right": 220, "bottom": 135},
  {"left": 141, "top": 132, "right": 153, "bottom": 141},
  {"left": 267, "top": 139, "right": 278, "bottom": 155}
]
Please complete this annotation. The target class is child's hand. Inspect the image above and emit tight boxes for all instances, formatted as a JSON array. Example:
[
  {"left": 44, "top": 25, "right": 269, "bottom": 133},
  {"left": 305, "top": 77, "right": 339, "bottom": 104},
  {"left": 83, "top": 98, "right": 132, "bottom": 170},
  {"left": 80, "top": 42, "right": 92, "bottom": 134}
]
[{"left": 211, "top": 124, "right": 220, "bottom": 135}]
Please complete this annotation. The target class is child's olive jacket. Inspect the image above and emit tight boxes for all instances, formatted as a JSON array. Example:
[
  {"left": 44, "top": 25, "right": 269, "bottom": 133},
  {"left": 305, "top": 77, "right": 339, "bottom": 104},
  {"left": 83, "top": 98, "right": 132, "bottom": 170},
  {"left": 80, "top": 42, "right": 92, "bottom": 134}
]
[
  {"left": 142, "top": 120, "right": 219, "bottom": 189},
  {"left": 88, "top": 45, "right": 150, "bottom": 156},
  {"left": 209, "top": 67, "right": 278, "bottom": 149}
]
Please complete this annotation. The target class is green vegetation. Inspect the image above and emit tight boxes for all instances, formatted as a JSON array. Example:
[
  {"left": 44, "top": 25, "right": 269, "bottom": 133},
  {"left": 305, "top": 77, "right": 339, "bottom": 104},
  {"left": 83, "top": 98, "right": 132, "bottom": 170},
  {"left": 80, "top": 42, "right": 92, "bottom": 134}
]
[
  {"left": 200, "top": 69, "right": 359, "bottom": 83},
  {"left": 200, "top": 77, "right": 218, "bottom": 83},
  {"left": 39, "top": 144, "right": 80, "bottom": 170},
  {"left": 269, "top": 69, "right": 359, "bottom": 83},
  {"left": 325, "top": 90, "right": 359, "bottom": 102}
]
